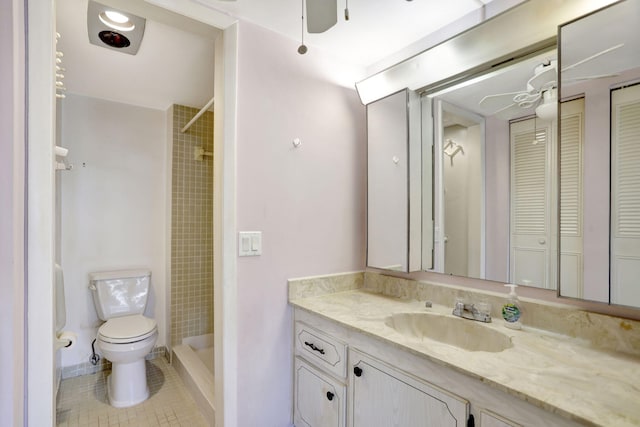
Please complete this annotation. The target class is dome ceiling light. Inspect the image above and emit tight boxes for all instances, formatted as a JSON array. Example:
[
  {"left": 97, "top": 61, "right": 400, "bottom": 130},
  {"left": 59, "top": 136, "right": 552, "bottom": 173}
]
[{"left": 88, "top": 1, "right": 146, "bottom": 55}]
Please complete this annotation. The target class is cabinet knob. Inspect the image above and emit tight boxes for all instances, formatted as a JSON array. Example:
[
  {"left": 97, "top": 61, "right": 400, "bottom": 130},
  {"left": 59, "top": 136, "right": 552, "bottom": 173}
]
[
  {"left": 326, "top": 391, "right": 334, "bottom": 401},
  {"left": 353, "top": 366, "right": 363, "bottom": 377}
]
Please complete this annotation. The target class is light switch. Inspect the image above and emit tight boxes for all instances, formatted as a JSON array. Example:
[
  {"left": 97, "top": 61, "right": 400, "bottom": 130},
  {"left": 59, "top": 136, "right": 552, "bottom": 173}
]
[{"left": 239, "top": 231, "right": 262, "bottom": 256}]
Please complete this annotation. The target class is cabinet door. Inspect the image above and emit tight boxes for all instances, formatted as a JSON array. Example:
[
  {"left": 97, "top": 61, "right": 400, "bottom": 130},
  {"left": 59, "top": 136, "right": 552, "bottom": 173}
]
[
  {"left": 350, "top": 350, "right": 467, "bottom": 427},
  {"left": 295, "top": 357, "right": 345, "bottom": 427}
]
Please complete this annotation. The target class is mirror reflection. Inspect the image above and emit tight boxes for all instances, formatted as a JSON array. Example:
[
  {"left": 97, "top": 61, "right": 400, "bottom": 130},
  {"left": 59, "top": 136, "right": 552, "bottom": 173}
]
[
  {"left": 424, "top": 49, "right": 560, "bottom": 290},
  {"left": 367, "top": 89, "right": 421, "bottom": 272},
  {"left": 559, "top": 0, "right": 640, "bottom": 306}
]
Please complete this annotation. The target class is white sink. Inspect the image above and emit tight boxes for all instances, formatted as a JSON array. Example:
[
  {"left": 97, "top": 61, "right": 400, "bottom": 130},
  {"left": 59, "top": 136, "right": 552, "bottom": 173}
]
[{"left": 385, "top": 312, "right": 513, "bottom": 353}]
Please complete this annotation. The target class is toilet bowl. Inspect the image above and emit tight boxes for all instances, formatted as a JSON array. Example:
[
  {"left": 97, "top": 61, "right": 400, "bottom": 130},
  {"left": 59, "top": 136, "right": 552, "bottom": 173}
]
[
  {"left": 97, "top": 314, "right": 158, "bottom": 407},
  {"left": 89, "top": 269, "right": 157, "bottom": 408}
]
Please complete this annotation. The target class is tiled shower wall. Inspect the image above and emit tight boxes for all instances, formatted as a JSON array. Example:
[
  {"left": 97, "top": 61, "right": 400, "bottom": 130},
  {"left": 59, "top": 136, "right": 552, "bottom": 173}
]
[{"left": 171, "top": 104, "right": 214, "bottom": 348}]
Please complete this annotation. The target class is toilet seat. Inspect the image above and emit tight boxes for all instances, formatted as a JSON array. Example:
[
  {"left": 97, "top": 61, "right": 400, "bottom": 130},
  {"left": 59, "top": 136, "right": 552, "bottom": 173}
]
[{"left": 98, "top": 314, "right": 157, "bottom": 344}]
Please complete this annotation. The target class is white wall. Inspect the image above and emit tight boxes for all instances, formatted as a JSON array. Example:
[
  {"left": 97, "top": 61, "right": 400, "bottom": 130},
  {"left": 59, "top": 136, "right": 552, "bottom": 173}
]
[
  {"left": 485, "top": 116, "right": 510, "bottom": 282},
  {"left": 0, "top": 0, "right": 25, "bottom": 424},
  {"left": 60, "top": 94, "right": 168, "bottom": 367},
  {"left": 235, "top": 21, "right": 366, "bottom": 426}
]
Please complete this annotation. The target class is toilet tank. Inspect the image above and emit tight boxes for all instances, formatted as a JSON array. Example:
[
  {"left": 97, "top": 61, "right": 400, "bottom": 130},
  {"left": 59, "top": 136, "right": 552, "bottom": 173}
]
[{"left": 89, "top": 269, "right": 151, "bottom": 320}]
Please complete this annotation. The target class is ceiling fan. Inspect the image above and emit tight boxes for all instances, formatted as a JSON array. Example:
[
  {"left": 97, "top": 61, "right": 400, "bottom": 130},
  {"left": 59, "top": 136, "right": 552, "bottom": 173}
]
[
  {"left": 218, "top": 0, "right": 340, "bottom": 33},
  {"left": 478, "top": 60, "right": 558, "bottom": 119},
  {"left": 478, "top": 44, "right": 624, "bottom": 120}
]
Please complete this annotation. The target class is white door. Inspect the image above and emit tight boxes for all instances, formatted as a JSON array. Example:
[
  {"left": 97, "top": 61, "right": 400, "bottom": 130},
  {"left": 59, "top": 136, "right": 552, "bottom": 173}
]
[
  {"left": 294, "top": 358, "right": 345, "bottom": 427},
  {"left": 350, "top": 350, "right": 467, "bottom": 427},
  {"left": 510, "top": 117, "right": 555, "bottom": 289},
  {"left": 559, "top": 98, "right": 585, "bottom": 298},
  {"left": 611, "top": 83, "right": 640, "bottom": 307}
]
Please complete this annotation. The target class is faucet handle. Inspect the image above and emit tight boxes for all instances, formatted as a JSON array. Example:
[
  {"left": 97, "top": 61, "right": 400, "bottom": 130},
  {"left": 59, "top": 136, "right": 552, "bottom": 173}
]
[{"left": 452, "top": 299, "right": 465, "bottom": 316}]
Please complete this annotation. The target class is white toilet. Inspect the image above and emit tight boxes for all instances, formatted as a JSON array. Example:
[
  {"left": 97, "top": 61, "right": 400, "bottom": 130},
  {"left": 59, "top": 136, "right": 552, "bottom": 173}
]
[{"left": 89, "top": 269, "right": 158, "bottom": 408}]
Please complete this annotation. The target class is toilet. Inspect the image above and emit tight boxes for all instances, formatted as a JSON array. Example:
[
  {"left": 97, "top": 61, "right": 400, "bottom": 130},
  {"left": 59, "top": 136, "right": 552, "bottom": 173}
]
[{"left": 89, "top": 269, "right": 158, "bottom": 408}]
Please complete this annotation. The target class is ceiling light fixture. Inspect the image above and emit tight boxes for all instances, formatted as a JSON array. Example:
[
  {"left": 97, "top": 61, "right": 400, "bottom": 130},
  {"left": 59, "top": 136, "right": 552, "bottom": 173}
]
[
  {"left": 88, "top": 1, "right": 146, "bottom": 55},
  {"left": 535, "top": 88, "right": 557, "bottom": 120},
  {"left": 98, "top": 10, "right": 135, "bottom": 32}
]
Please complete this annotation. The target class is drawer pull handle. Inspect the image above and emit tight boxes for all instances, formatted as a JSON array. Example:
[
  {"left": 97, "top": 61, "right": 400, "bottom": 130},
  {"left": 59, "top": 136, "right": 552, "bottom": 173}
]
[
  {"left": 304, "top": 341, "right": 325, "bottom": 355},
  {"left": 326, "top": 391, "right": 334, "bottom": 401},
  {"left": 353, "top": 366, "right": 363, "bottom": 377}
]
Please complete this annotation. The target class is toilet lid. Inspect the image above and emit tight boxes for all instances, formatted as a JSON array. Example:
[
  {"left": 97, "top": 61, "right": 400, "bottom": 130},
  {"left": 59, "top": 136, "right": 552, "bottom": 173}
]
[{"left": 98, "top": 314, "right": 157, "bottom": 344}]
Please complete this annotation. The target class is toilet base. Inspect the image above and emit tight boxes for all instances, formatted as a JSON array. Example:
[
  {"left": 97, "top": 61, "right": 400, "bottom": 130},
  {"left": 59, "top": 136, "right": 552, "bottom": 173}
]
[{"left": 107, "top": 358, "right": 150, "bottom": 408}]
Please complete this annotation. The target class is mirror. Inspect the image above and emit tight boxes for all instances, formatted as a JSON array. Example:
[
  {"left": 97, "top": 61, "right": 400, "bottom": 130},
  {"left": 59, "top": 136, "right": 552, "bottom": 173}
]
[
  {"left": 559, "top": 0, "right": 640, "bottom": 307},
  {"left": 367, "top": 89, "right": 422, "bottom": 272},
  {"left": 423, "top": 48, "right": 560, "bottom": 290}
]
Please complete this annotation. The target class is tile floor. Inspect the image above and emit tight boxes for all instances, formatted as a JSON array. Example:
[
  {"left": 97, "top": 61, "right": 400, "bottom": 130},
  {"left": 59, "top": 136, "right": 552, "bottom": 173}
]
[{"left": 56, "top": 357, "right": 209, "bottom": 427}]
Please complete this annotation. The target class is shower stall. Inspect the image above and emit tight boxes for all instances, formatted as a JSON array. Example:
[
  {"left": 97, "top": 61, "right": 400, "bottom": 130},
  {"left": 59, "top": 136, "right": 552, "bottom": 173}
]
[{"left": 169, "top": 103, "right": 215, "bottom": 420}]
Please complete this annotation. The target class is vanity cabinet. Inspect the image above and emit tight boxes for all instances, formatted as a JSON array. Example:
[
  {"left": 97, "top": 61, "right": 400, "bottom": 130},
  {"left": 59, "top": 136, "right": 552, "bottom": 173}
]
[
  {"left": 294, "top": 322, "right": 348, "bottom": 427},
  {"left": 293, "top": 307, "right": 583, "bottom": 427},
  {"left": 349, "top": 349, "right": 468, "bottom": 427},
  {"left": 294, "top": 358, "right": 346, "bottom": 427}
]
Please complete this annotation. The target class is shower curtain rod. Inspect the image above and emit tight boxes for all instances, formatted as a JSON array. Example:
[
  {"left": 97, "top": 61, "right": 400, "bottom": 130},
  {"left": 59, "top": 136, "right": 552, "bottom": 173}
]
[{"left": 181, "top": 96, "right": 215, "bottom": 133}]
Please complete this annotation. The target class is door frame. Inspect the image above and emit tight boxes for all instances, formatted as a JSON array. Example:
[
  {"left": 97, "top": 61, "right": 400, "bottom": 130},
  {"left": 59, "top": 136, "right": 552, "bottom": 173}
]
[{"left": 25, "top": 1, "right": 240, "bottom": 426}]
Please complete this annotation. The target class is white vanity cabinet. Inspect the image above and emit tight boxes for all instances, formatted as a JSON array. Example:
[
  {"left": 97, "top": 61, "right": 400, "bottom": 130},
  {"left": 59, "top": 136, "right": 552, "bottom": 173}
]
[
  {"left": 349, "top": 349, "right": 468, "bottom": 427},
  {"left": 293, "top": 307, "right": 583, "bottom": 427},
  {"left": 294, "top": 322, "right": 348, "bottom": 427}
]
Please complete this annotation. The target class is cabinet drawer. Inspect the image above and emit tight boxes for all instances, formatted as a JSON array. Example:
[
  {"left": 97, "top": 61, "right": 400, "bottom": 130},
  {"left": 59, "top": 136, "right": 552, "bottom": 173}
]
[
  {"left": 295, "top": 322, "right": 347, "bottom": 379},
  {"left": 294, "top": 357, "right": 346, "bottom": 427}
]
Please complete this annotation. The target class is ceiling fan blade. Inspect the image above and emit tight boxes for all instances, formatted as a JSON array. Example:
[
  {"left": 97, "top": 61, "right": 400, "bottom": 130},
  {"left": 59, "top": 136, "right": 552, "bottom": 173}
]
[
  {"left": 561, "top": 43, "right": 624, "bottom": 72},
  {"left": 564, "top": 73, "right": 620, "bottom": 82},
  {"left": 479, "top": 91, "right": 524, "bottom": 111},
  {"left": 306, "top": 0, "right": 337, "bottom": 33},
  {"left": 494, "top": 102, "right": 531, "bottom": 120}
]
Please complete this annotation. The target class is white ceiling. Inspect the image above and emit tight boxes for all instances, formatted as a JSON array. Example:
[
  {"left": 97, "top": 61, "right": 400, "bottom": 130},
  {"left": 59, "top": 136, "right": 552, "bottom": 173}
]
[
  {"left": 200, "top": 0, "right": 493, "bottom": 67},
  {"left": 56, "top": 0, "right": 218, "bottom": 110},
  {"left": 435, "top": 49, "right": 558, "bottom": 122},
  {"left": 56, "top": 0, "right": 497, "bottom": 110}
]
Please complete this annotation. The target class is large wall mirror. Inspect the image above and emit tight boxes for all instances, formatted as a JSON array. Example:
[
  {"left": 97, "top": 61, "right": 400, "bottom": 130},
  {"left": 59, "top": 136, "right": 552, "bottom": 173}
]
[
  {"left": 559, "top": 0, "right": 640, "bottom": 307},
  {"left": 362, "top": 0, "right": 636, "bottom": 299},
  {"left": 423, "top": 48, "right": 559, "bottom": 290}
]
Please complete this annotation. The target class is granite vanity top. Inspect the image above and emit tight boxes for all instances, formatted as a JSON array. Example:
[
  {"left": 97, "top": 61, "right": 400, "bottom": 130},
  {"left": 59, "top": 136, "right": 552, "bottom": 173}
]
[{"left": 290, "top": 288, "right": 640, "bottom": 427}]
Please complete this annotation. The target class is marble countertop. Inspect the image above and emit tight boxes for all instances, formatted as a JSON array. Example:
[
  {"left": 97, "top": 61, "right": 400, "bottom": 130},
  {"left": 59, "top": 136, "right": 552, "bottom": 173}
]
[{"left": 290, "top": 289, "right": 640, "bottom": 427}]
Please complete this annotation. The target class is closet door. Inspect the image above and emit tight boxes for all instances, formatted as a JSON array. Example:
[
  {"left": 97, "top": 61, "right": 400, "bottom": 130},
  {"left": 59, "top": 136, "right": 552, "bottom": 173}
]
[
  {"left": 559, "top": 98, "right": 584, "bottom": 298},
  {"left": 510, "top": 118, "right": 554, "bottom": 289},
  {"left": 611, "top": 83, "right": 640, "bottom": 307}
]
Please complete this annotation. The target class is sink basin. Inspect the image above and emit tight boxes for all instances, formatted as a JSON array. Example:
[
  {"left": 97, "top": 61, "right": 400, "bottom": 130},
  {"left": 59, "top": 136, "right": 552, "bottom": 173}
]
[{"left": 385, "top": 312, "right": 513, "bottom": 353}]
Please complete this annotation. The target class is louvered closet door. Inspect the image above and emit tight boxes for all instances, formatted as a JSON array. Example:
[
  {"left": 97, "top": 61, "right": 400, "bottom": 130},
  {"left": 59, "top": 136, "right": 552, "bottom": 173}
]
[
  {"left": 510, "top": 118, "right": 553, "bottom": 288},
  {"left": 611, "top": 83, "right": 640, "bottom": 307},
  {"left": 560, "top": 98, "right": 584, "bottom": 298}
]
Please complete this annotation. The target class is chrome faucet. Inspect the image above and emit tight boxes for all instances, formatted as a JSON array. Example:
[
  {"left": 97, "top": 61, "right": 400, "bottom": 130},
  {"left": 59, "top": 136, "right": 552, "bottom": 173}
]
[{"left": 452, "top": 300, "right": 491, "bottom": 323}]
